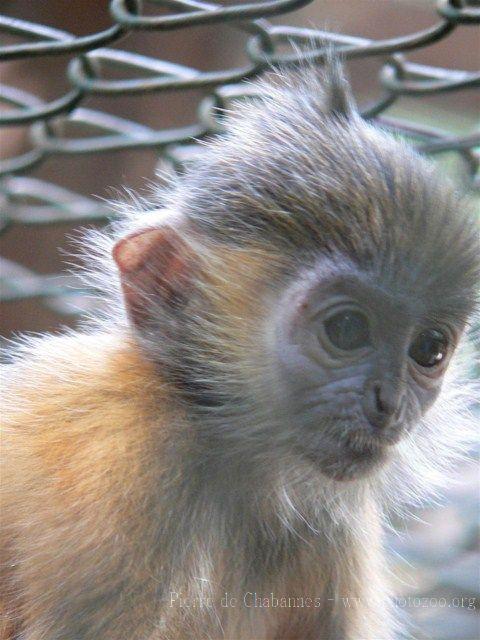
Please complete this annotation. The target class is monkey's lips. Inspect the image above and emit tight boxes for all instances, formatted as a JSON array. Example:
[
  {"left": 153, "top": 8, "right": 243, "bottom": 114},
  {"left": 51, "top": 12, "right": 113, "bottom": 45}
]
[
  {"left": 322, "top": 444, "right": 390, "bottom": 481},
  {"left": 300, "top": 426, "right": 396, "bottom": 482}
]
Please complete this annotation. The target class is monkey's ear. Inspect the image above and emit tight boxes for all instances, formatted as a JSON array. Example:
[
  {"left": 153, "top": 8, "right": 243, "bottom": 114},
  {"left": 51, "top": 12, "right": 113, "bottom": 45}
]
[{"left": 112, "top": 223, "right": 194, "bottom": 327}]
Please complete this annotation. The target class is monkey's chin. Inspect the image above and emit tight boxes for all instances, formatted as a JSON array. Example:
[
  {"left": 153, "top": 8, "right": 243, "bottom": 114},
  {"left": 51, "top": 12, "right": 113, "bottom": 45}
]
[{"left": 303, "top": 442, "right": 390, "bottom": 482}]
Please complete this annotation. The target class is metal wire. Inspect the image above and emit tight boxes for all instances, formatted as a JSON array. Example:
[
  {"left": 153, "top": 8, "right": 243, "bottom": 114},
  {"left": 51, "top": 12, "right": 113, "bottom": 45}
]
[{"left": 0, "top": 0, "right": 479, "bottom": 316}]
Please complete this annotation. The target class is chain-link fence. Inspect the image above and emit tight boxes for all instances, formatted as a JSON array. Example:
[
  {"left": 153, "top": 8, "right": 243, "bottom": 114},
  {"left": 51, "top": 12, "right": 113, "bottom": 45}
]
[{"left": 0, "top": 0, "right": 478, "bottom": 329}]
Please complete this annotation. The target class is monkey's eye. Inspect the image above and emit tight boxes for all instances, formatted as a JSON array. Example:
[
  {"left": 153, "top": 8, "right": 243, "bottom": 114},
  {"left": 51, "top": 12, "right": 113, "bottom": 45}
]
[
  {"left": 323, "top": 310, "right": 371, "bottom": 352},
  {"left": 408, "top": 329, "right": 449, "bottom": 368}
]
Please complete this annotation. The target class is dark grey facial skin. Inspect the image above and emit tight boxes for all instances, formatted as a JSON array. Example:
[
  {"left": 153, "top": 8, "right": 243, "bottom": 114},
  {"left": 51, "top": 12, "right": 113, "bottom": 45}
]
[{"left": 273, "top": 256, "right": 460, "bottom": 482}]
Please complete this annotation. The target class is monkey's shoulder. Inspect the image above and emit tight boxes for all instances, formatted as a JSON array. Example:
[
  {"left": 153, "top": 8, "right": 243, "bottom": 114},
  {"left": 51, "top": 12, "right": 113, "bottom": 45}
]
[
  {"left": 1, "top": 330, "right": 171, "bottom": 509},
  {"left": 2, "top": 328, "right": 163, "bottom": 416}
]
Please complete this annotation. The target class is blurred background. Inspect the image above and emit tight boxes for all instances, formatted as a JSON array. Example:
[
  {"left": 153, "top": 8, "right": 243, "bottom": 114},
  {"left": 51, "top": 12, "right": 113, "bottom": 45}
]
[{"left": 0, "top": 1, "right": 479, "bottom": 638}]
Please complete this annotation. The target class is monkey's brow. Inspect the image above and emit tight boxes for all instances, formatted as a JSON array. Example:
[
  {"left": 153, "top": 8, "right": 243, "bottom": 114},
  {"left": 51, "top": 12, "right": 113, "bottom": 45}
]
[
  {"left": 303, "top": 273, "right": 406, "bottom": 312},
  {"left": 421, "top": 306, "right": 473, "bottom": 330}
]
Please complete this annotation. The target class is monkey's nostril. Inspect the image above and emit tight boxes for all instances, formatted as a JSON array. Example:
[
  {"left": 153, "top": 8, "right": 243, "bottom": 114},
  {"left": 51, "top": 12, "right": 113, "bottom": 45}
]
[
  {"left": 394, "top": 398, "right": 407, "bottom": 422},
  {"left": 373, "top": 383, "right": 397, "bottom": 417},
  {"left": 374, "top": 384, "right": 389, "bottom": 415},
  {"left": 364, "top": 380, "right": 404, "bottom": 431}
]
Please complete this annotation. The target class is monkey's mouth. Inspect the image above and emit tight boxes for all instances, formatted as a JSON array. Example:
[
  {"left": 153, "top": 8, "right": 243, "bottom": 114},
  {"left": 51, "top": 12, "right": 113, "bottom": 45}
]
[
  {"left": 299, "top": 429, "right": 393, "bottom": 482},
  {"left": 321, "top": 442, "right": 391, "bottom": 481},
  {"left": 343, "top": 426, "right": 403, "bottom": 450}
]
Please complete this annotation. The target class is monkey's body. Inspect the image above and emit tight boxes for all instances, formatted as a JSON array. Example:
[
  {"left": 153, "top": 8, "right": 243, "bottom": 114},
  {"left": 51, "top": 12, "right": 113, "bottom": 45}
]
[
  {"left": 1, "top": 59, "right": 478, "bottom": 640},
  {"left": 2, "top": 332, "right": 392, "bottom": 640},
  {"left": 2, "top": 333, "right": 164, "bottom": 639}
]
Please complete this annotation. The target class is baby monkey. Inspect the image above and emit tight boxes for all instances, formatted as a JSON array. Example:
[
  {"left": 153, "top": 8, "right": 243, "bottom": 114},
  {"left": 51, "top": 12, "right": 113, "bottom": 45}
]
[{"left": 1, "top": 59, "right": 479, "bottom": 640}]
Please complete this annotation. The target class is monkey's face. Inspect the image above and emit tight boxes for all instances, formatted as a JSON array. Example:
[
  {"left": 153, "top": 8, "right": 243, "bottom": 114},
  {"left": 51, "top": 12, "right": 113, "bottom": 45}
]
[{"left": 271, "top": 257, "right": 460, "bottom": 482}]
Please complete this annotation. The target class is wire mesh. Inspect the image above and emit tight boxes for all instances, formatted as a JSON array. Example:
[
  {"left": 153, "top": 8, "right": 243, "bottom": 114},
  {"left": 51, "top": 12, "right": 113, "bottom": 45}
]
[{"left": 0, "top": 0, "right": 479, "bottom": 319}]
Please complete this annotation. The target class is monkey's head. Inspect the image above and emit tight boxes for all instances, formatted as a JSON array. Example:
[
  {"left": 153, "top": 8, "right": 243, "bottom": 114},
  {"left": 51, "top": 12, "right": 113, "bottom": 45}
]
[{"left": 111, "top": 62, "right": 479, "bottom": 485}]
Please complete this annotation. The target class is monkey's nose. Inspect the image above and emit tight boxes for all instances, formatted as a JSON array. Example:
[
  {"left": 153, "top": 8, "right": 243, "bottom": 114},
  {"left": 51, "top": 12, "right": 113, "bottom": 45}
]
[{"left": 363, "top": 379, "right": 405, "bottom": 431}]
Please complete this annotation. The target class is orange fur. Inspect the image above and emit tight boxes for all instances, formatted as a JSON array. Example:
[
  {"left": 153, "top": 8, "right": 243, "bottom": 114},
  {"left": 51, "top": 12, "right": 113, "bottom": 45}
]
[{"left": 1, "top": 333, "right": 176, "bottom": 639}]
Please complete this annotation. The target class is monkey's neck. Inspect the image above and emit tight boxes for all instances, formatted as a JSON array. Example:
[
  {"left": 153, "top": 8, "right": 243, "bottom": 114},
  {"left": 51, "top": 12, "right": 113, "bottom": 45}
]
[
  {"left": 170, "top": 414, "right": 374, "bottom": 558},
  {"left": 160, "top": 440, "right": 377, "bottom": 602}
]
